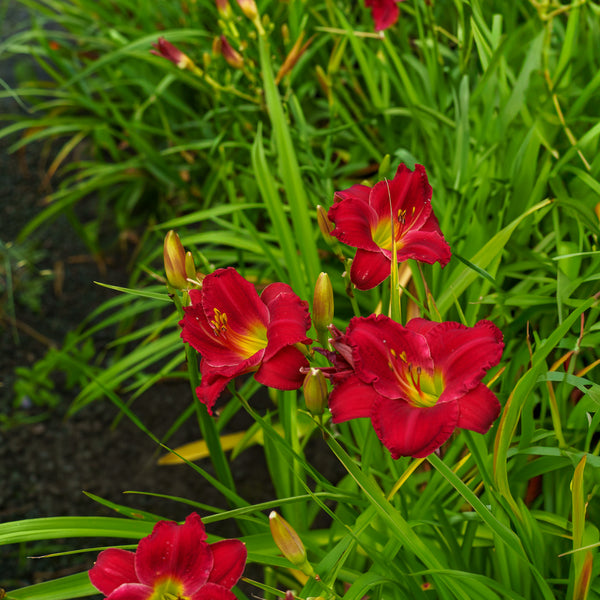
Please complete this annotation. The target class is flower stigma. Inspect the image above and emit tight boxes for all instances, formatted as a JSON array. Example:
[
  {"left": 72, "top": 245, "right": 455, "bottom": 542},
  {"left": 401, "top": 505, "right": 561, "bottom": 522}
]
[
  {"left": 388, "top": 347, "right": 444, "bottom": 408},
  {"left": 150, "top": 578, "right": 187, "bottom": 600}
]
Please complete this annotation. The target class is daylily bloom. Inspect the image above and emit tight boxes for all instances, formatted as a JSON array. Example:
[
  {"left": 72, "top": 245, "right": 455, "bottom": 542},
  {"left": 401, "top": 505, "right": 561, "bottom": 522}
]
[
  {"left": 180, "top": 267, "right": 311, "bottom": 413},
  {"left": 328, "top": 316, "right": 503, "bottom": 458},
  {"left": 89, "top": 512, "right": 247, "bottom": 600},
  {"left": 365, "top": 0, "right": 406, "bottom": 31},
  {"left": 328, "top": 163, "right": 451, "bottom": 290},
  {"left": 151, "top": 37, "right": 194, "bottom": 69}
]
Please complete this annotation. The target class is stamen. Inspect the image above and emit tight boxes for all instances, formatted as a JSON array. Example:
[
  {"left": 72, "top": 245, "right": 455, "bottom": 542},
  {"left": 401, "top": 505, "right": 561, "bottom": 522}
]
[{"left": 210, "top": 308, "right": 228, "bottom": 336}]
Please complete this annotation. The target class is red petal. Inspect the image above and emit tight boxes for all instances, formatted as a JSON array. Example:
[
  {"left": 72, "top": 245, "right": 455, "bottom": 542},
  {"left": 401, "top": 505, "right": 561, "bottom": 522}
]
[
  {"left": 263, "top": 289, "right": 311, "bottom": 361},
  {"left": 89, "top": 548, "right": 137, "bottom": 595},
  {"left": 105, "top": 583, "right": 153, "bottom": 600},
  {"left": 369, "top": 164, "right": 431, "bottom": 230},
  {"left": 328, "top": 197, "right": 380, "bottom": 252},
  {"left": 191, "top": 583, "right": 239, "bottom": 600},
  {"left": 201, "top": 268, "right": 268, "bottom": 331},
  {"left": 208, "top": 540, "right": 247, "bottom": 588},
  {"left": 456, "top": 384, "right": 501, "bottom": 433},
  {"left": 198, "top": 351, "right": 264, "bottom": 413},
  {"left": 135, "top": 514, "right": 212, "bottom": 593},
  {"left": 195, "top": 373, "right": 231, "bottom": 415},
  {"left": 347, "top": 315, "right": 433, "bottom": 398},
  {"left": 180, "top": 299, "right": 245, "bottom": 366},
  {"left": 365, "top": 0, "right": 400, "bottom": 31},
  {"left": 255, "top": 346, "right": 307, "bottom": 390},
  {"left": 260, "top": 282, "right": 294, "bottom": 305},
  {"left": 334, "top": 183, "right": 371, "bottom": 204},
  {"left": 350, "top": 248, "right": 392, "bottom": 290},
  {"left": 403, "top": 317, "right": 437, "bottom": 336},
  {"left": 328, "top": 375, "right": 379, "bottom": 422},
  {"left": 422, "top": 320, "right": 503, "bottom": 400},
  {"left": 397, "top": 229, "right": 451, "bottom": 267},
  {"left": 371, "top": 397, "right": 459, "bottom": 458}
]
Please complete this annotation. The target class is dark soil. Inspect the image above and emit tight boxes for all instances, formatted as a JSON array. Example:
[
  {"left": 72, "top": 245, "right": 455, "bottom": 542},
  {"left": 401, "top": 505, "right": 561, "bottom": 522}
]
[
  {"left": 0, "top": 6, "right": 276, "bottom": 593},
  {"left": 0, "top": 128, "right": 287, "bottom": 592},
  {"left": 0, "top": 6, "right": 345, "bottom": 595}
]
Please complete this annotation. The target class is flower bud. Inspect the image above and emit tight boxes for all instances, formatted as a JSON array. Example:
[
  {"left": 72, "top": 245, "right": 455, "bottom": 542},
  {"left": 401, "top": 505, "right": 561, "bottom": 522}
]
[
  {"left": 315, "top": 66, "right": 332, "bottom": 105},
  {"left": 313, "top": 272, "right": 334, "bottom": 348},
  {"left": 275, "top": 32, "right": 313, "bottom": 84},
  {"left": 164, "top": 230, "right": 188, "bottom": 289},
  {"left": 218, "top": 35, "right": 244, "bottom": 70},
  {"left": 316, "top": 205, "right": 335, "bottom": 246},
  {"left": 302, "top": 368, "right": 328, "bottom": 416},
  {"left": 151, "top": 37, "right": 194, "bottom": 70},
  {"left": 215, "top": 0, "right": 232, "bottom": 17},
  {"left": 235, "top": 0, "right": 258, "bottom": 20},
  {"left": 269, "top": 511, "right": 314, "bottom": 575}
]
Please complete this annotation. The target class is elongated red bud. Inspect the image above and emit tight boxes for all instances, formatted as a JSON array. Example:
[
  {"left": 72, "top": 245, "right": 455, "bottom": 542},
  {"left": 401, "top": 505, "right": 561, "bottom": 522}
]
[
  {"left": 219, "top": 35, "right": 244, "bottom": 69},
  {"left": 151, "top": 37, "right": 194, "bottom": 70}
]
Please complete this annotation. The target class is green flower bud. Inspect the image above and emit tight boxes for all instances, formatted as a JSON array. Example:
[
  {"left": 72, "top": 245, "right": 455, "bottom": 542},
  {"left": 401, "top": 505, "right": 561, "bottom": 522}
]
[
  {"left": 163, "top": 230, "right": 188, "bottom": 289},
  {"left": 313, "top": 272, "right": 334, "bottom": 349},
  {"left": 316, "top": 205, "right": 335, "bottom": 246},
  {"left": 269, "top": 511, "right": 314, "bottom": 576},
  {"left": 302, "top": 368, "right": 328, "bottom": 416}
]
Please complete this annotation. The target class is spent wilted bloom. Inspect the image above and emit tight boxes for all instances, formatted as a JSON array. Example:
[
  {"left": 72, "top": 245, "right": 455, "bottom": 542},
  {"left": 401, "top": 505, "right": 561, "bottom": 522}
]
[
  {"left": 365, "top": 0, "right": 406, "bottom": 32},
  {"left": 89, "top": 513, "right": 247, "bottom": 600},
  {"left": 328, "top": 316, "right": 503, "bottom": 458},
  {"left": 179, "top": 267, "right": 311, "bottom": 413},
  {"left": 218, "top": 35, "right": 244, "bottom": 69},
  {"left": 151, "top": 37, "right": 194, "bottom": 69},
  {"left": 328, "top": 163, "right": 451, "bottom": 290}
]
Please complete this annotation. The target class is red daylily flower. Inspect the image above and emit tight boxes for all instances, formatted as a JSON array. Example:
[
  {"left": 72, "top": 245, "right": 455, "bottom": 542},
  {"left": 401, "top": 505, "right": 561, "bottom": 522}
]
[
  {"left": 180, "top": 267, "right": 311, "bottom": 413},
  {"left": 89, "top": 512, "right": 247, "bottom": 600},
  {"left": 328, "top": 163, "right": 451, "bottom": 290},
  {"left": 328, "top": 316, "right": 503, "bottom": 458},
  {"left": 365, "top": 0, "right": 406, "bottom": 32}
]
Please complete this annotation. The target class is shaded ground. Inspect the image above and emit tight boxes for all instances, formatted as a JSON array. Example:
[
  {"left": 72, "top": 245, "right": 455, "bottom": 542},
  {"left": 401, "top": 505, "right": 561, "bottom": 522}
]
[
  {"left": 0, "top": 6, "right": 345, "bottom": 594},
  {"left": 0, "top": 8, "right": 274, "bottom": 591},
  {"left": 0, "top": 127, "right": 281, "bottom": 591}
]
